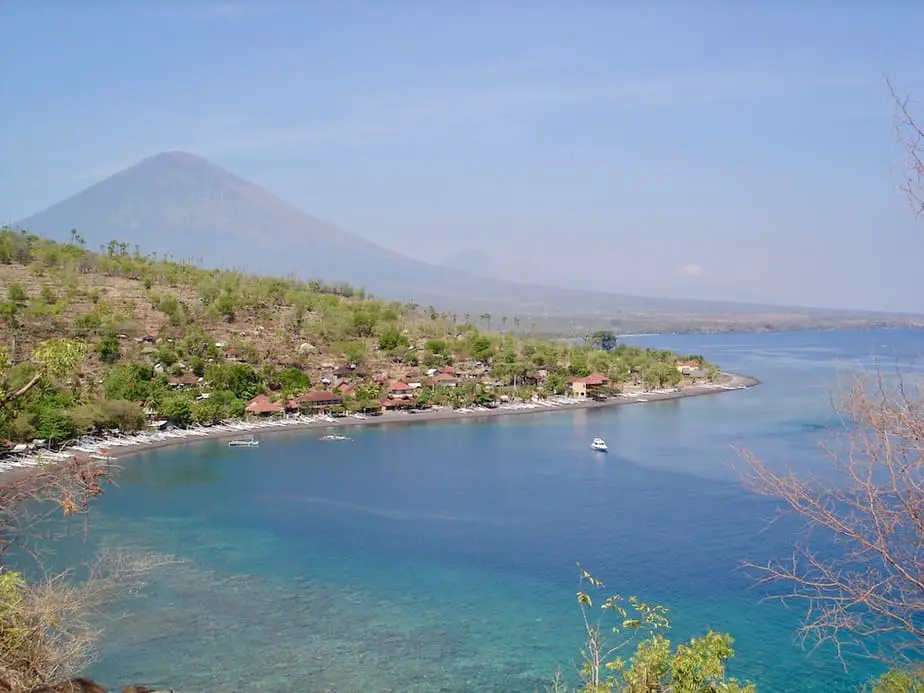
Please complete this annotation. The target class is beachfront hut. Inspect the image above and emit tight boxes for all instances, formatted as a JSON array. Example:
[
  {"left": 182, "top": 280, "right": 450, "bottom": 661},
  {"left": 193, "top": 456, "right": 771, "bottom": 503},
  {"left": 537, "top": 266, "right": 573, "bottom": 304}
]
[
  {"left": 674, "top": 359, "right": 702, "bottom": 375},
  {"left": 379, "top": 397, "right": 416, "bottom": 413},
  {"left": 569, "top": 373, "right": 610, "bottom": 398},
  {"left": 387, "top": 381, "right": 414, "bottom": 399},
  {"left": 290, "top": 391, "right": 342, "bottom": 411},
  {"left": 245, "top": 394, "right": 283, "bottom": 416}
]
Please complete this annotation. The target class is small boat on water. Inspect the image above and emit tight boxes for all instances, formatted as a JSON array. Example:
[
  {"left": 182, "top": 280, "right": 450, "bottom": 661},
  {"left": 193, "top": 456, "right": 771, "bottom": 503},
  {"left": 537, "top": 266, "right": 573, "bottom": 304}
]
[
  {"left": 228, "top": 437, "right": 259, "bottom": 448},
  {"left": 591, "top": 437, "right": 608, "bottom": 452},
  {"left": 320, "top": 434, "right": 351, "bottom": 441}
]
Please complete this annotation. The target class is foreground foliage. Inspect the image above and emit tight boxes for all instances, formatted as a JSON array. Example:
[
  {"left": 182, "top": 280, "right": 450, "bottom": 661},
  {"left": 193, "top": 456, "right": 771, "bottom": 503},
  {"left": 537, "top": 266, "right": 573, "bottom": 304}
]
[
  {"left": 553, "top": 567, "right": 755, "bottom": 693},
  {"left": 0, "top": 338, "right": 172, "bottom": 692},
  {"left": 0, "top": 554, "right": 171, "bottom": 692},
  {"left": 555, "top": 568, "right": 921, "bottom": 693}
]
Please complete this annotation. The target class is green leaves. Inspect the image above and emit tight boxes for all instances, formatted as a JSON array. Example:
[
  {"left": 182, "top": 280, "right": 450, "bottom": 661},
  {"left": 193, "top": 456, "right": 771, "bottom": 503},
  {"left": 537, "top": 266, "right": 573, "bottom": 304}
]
[
  {"left": 870, "top": 668, "right": 924, "bottom": 693},
  {"left": 570, "top": 565, "right": 750, "bottom": 692},
  {"left": 378, "top": 329, "right": 409, "bottom": 352},
  {"left": 204, "top": 362, "right": 262, "bottom": 401},
  {"left": 276, "top": 367, "right": 310, "bottom": 399},
  {"left": 103, "top": 364, "right": 157, "bottom": 402},
  {"left": 32, "top": 338, "right": 85, "bottom": 379}
]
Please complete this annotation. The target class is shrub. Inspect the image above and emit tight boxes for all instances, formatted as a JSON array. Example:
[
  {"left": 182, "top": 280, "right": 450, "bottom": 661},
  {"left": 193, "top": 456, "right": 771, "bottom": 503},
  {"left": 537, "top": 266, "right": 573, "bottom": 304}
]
[
  {"left": 96, "top": 335, "right": 120, "bottom": 364},
  {"left": 378, "top": 329, "right": 409, "bottom": 352},
  {"left": 6, "top": 283, "right": 28, "bottom": 304}
]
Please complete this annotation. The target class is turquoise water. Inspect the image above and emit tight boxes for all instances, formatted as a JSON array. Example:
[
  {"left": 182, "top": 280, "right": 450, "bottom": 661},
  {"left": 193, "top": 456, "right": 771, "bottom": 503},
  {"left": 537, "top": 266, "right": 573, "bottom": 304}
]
[{"left": 45, "top": 329, "right": 924, "bottom": 691}]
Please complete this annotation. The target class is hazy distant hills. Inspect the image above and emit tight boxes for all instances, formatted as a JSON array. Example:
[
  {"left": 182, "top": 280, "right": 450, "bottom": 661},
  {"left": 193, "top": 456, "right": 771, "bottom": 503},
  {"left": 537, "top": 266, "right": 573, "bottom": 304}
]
[{"left": 16, "top": 151, "right": 920, "bottom": 332}]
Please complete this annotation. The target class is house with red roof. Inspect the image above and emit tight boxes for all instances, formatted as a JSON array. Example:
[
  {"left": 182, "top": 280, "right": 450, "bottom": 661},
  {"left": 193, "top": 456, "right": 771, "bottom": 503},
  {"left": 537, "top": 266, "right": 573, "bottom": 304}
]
[
  {"left": 674, "top": 359, "right": 703, "bottom": 375},
  {"left": 569, "top": 373, "right": 610, "bottom": 398},
  {"left": 387, "top": 381, "right": 414, "bottom": 399},
  {"left": 167, "top": 375, "right": 201, "bottom": 389},
  {"left": 379, "top": 396, "right": 416, "bottom": 412},
  {"left": 246, "top": 394, "right": 284, "bottom": 416},
  {"left": 430, "top": 372, "right": 458, "bottom": 387}
]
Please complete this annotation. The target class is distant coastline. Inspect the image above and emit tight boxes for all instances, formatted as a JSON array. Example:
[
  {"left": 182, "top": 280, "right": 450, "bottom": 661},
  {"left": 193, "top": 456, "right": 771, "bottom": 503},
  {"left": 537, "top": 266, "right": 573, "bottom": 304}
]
[
  {"left": 97, "top": 371, "right": 758, "bottom": 462},
  {"left": 610, "top": 323, "right": 924, "bottom": 339}
]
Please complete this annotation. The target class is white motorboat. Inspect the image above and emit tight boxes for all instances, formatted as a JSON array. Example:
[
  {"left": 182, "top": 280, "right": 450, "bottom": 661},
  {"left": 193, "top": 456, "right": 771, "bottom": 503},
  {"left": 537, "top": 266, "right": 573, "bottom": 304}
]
[
  {"left": 591, "top": 437, "right": 608, "bottom": 452},
  {"left": 320, "top": 434, "right": 351, "bottom": 441},
  {"left": 228, "top": 437, "right": 259, "bottom": 448}
]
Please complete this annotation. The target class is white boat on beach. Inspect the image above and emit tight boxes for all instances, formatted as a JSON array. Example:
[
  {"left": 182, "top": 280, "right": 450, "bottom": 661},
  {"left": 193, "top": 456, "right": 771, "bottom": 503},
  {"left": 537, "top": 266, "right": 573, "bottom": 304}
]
[
  {"left": 228, "top": 437, "right": 259, "bottom": 448},
  {"left": 591, "top": 438, "right": 608, "bottom": 452}
]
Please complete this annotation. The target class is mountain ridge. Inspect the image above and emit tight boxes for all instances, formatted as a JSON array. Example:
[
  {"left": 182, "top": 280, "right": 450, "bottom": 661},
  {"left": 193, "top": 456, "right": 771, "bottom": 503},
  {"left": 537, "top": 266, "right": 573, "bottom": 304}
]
[{"left": 16, "top": 151, "right": 922, "bottom": 329}]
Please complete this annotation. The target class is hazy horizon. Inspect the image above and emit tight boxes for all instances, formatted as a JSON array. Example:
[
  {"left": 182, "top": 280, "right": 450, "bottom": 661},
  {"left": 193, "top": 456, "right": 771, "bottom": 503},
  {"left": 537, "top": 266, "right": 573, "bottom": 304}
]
[{"left": 2, "top": 1, "right": 924, "bottom": 312}]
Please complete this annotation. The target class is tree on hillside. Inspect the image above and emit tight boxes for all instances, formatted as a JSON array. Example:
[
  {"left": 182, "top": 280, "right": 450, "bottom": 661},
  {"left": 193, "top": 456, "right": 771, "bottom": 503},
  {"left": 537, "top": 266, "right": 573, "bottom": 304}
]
[
  {"left": 586, "top": 330, "right": 619, "bottom": 352},
  {"left": 276, "top": 367, "right": 310, "bottom": 399},
  {"left": 739, "top": 87, "right": 924, "bottom": 667},
  {"left": 204, "top": 362, "right": 261, "bottom": 400}
]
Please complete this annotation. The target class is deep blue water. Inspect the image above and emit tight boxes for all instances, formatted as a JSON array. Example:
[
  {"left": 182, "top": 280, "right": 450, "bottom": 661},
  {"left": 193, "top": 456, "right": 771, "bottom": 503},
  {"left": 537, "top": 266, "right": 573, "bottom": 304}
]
[{"left": 47, "top": 329, "right": 924, "bottom": 692}]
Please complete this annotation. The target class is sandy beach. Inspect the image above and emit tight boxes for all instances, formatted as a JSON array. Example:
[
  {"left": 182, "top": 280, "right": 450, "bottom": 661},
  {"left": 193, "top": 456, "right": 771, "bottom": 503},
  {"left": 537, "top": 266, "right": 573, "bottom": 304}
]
[{"left": 0, "top": 372, "right": 757, "bottom": 477}]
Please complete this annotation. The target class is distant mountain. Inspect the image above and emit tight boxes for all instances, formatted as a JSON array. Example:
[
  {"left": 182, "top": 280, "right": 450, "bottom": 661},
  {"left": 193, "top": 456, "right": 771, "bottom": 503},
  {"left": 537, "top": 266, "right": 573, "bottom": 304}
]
[
  {"left": 17, "top": 151, "right": 407, "bottom": 277},
  {"left": 440, "top": 249, "right": 498, "bottom": 277},
  {"left": 16, "top": 151, "right": 919, "bottom": 329}
]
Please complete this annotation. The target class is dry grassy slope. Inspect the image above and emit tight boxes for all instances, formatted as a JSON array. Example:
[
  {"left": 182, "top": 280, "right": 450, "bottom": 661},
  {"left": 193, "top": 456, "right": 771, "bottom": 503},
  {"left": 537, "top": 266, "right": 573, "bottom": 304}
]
[{"left": 0, "top": 263, "right": 408, "bottom": 382}]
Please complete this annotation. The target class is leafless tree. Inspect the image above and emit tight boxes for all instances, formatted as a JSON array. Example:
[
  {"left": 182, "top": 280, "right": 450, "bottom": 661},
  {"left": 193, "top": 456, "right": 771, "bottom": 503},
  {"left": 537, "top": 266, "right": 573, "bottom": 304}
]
[
  {"left": 0, "top": 456, "right": 110, "bottom": 566},
  {"left": 739, "top": 369, "right": 923, "bottom": 663},
  {"left": 890, "top": 79, "right": 924, "bottom": 216},
  {"left": 0, "top": 456, "right": 177, "bottom": 692},
  {"left": 1, "top": 550, "right": 175, "bottom": 691},
  {"left": 739, "top": 85, "right": 924, "bottom": 667}
]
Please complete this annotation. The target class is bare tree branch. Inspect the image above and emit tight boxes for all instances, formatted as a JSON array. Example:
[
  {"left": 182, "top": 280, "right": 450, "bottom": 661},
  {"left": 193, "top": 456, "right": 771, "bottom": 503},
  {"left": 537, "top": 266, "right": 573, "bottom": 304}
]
[
  {"left": 739, "top": 366, "right": 923, "bottom": 665},
  {"left": 0, "top": 457, "right": 114, "bottom": 566},
  {"left": 0, "top": 374, "right": 43, "bottom": 409},
  {"left": 889, "top": 79, "right": 924, "bottom": 217},
  {"left": 1, "top": 551, "right": 177, "bottom": 691}
]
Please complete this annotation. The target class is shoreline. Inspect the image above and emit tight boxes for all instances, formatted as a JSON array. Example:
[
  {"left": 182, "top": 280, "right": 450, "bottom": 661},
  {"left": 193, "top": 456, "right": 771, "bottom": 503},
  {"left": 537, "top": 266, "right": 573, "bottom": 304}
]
[
  {"left": 0, "top": 373, "right": 758, "bottom": 481},
  {"left": 104, "top": 371, "right": 759, "bottom": 461}
]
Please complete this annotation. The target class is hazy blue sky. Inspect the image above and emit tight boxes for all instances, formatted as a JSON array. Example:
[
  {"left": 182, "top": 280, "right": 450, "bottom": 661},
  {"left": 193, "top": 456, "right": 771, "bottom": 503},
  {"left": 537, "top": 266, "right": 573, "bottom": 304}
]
[{"left": 2, "top": 1, "right": 924, "bottom": 311}]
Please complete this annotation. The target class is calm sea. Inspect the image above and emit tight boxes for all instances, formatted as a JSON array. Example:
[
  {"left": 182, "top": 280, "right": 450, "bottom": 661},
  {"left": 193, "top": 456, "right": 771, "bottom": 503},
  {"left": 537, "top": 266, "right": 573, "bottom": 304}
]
[{"left": 46, "top": 328, "right": 924, "bottom": 692}]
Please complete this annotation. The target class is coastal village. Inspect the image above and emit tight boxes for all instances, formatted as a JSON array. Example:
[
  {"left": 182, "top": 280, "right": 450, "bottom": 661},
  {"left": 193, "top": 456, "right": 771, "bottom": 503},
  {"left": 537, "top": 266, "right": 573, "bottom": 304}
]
[
  {"left": 238, "top": 358, "right": 713, "bottom": 418},
  {"left": 0, "top": 230, "right": 723, "bottom": 464}
]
